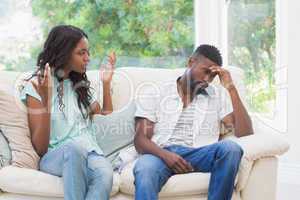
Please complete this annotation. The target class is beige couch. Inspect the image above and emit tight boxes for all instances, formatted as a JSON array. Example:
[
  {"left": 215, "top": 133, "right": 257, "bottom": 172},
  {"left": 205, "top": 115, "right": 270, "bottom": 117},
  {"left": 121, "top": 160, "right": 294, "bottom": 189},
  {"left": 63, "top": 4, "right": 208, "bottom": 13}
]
[{"left": 0, "top": 67, "right": 289, "bottom": 200}]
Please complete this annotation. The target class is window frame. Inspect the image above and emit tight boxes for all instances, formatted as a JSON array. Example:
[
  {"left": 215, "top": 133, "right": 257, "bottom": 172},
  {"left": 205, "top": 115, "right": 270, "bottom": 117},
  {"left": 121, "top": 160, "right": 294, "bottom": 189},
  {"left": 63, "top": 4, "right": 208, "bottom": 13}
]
[{"left": 194, "top": 0, "right": 287, "bottom": 133}]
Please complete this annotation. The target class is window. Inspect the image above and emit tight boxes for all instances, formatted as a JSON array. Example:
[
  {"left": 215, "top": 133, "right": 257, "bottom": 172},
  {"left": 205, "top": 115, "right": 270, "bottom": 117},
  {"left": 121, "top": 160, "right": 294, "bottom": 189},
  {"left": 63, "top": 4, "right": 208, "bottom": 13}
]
[
  {"left": 228, "top": 0, "right": 276, "bottom": 115},
  {"left": 0, "top": 0, "right": 194, "bottom": 71},
  {"left": 195, "top": 0, "right": 287, "bottom": 132},
  {"left": 0, "top": 0, "right": 42, "bottom": 71},
  {"left": 228, "top": 0, "right": 287, "bottom": 132},
  {"left": 1, "top": 0, "right": 286, "bottom": 131}
]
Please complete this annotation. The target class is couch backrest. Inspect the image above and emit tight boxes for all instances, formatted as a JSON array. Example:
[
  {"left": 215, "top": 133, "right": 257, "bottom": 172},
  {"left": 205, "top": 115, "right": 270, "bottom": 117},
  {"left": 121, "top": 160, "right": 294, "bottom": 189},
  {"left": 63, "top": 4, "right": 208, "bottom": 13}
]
[
  {"left": 0, "top": 66, "right": 246, "bottom": 112},
  {"left": 86, "top": 66, "right": 246, "bottom": 111}
]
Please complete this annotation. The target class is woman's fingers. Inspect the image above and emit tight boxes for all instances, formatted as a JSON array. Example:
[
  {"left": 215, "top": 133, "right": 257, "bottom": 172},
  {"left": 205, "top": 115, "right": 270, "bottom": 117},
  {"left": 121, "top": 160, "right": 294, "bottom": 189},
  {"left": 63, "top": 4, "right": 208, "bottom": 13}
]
[
  {"left": 41, "top": 64, "right": 47, "bottom": 85},
  {"left": 44, "top": 63, "right": 53, "bottom": 86},
  {"left": 45, "top": 63, "right": 49, "bottom": 78},
  {"left": 109, "top": 52, "right": 116, "bottom": 66},
  {"left": 35, "top": 63, "right": 52, "bottom": 89},
  {"left": 46, "top": 63, "right": 52, "bottom": 83},
  {"left": 37, "top": 71, "right": 42, "bottom": 85},
  {"left": 31, "top": 81, "right": 38, "bottom": 93}
]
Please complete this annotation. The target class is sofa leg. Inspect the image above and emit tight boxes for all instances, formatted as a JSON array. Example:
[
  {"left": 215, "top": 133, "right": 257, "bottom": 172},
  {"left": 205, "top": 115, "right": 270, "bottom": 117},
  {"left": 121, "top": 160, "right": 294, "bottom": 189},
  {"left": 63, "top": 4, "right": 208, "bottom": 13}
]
[{"left": 241, "top": 157, "right": 278, "bottom": 200}]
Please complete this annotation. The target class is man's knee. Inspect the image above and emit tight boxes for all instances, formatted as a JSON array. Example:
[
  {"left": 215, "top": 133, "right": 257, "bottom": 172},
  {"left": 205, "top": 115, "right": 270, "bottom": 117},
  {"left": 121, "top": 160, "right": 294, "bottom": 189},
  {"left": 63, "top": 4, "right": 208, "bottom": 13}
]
[
  {"left": 218, "top": 140, "right": 243, "bottom": 159},
  {"left": 134, "top": 155, "right": 163, "bottom": 176},
  {"left": 133, "top": 155, "right": 166, "bottom": 193},
  {"left": 133, "top": 154, "right": 167, "bottom": 188}
]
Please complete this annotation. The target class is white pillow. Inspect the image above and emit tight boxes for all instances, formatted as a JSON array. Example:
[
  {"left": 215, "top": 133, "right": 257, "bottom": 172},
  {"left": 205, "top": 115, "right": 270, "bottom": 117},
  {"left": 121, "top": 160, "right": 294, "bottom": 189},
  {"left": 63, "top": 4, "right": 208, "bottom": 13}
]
[
  {"left": 0, "top": 72, "right": 40, "bottom": 169},
  {"left": 93, "top": 102, "right": 136, "bottom": 169},
  {"left": 0, "top": 129, "right": 11, "bottom": 169}
]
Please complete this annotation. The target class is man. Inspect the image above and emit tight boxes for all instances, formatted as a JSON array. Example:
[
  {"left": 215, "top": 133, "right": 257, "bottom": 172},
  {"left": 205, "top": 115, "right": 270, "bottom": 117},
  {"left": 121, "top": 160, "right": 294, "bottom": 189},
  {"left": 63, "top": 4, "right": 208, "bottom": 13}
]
[{"left": 133, "top": 44, "right": 253, "bottom": 200}]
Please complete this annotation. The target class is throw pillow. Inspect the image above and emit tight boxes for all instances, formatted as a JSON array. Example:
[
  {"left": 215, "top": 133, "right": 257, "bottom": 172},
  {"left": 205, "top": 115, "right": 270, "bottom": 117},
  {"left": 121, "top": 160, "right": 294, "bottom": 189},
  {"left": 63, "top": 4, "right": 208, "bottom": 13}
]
[
  {"left": 93, "top": 102, "right": 136, "bottom": 168},
  {"left": 0, "top": 129, "right": 11, "bottom": 169},
  {"left": 0, "top": 81, "right": 40, "bottom": 169}
]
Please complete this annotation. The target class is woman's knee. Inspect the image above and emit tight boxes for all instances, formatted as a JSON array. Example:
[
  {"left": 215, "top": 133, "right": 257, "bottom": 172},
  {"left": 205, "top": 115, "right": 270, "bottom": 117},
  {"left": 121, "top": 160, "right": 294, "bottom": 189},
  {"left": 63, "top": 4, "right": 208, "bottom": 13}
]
[
  {"left": 89, "top": 157, "right": 113, "bottom": 187},
  {"left": 63, "top": 142, "right": 88, "bottom": 163},
  {"left": 101, "top": 167, "right": 113, "bottom": 188}
]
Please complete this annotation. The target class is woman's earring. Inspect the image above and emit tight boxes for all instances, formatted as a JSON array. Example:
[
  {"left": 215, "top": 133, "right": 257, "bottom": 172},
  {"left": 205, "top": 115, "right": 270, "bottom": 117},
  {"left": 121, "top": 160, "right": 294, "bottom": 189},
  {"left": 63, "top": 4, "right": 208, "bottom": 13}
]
[{"left": 57, "top": 69, "right": 65, "bottom": 79}]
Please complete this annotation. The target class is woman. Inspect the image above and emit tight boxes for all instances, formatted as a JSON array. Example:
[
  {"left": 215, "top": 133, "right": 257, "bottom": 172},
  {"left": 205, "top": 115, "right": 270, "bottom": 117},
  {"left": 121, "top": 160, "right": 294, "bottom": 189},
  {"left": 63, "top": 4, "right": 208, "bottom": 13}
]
[{"left": 20, "top": 25, "right": 115, "bottom": 200}]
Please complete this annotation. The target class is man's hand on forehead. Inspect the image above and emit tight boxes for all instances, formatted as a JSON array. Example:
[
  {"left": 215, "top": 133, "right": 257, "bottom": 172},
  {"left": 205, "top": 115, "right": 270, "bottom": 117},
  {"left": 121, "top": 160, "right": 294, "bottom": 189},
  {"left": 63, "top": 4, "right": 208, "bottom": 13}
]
[
  {"left": 209, "top": 65, "right": 222, "bottom": 73},
  {"left": 209, "top": 66, "right": 234, "bottom": 90}
]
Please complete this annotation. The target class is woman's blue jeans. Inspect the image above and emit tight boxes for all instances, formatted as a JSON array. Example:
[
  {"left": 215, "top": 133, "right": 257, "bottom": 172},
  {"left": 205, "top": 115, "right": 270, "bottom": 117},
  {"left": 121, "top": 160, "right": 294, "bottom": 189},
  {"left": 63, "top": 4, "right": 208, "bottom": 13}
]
[{"left": 40, "top": 142, "right": 113, "bottom": 200}]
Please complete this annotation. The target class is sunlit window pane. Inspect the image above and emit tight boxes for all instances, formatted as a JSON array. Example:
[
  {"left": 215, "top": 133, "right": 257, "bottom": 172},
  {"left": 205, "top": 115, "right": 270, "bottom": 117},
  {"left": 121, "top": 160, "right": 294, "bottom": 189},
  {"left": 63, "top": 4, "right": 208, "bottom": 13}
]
[
  {"left": 228, "top": 0, "right": 276, "bottom": 114},
  {"left": 0, "top": 0, "right": 194, "bottom": 71}
]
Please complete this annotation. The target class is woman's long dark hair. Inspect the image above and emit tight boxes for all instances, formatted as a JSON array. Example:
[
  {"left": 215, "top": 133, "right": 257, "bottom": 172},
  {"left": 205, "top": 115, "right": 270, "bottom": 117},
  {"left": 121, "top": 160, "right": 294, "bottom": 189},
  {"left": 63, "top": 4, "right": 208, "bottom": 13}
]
[{"left": 29, "top": 25, "right": 93, "bottom": 120}]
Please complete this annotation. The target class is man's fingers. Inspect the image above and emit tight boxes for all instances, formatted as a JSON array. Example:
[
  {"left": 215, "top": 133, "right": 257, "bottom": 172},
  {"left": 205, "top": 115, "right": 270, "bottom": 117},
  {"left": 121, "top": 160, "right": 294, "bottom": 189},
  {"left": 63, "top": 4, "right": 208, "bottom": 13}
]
[
  {"left": 180, "top": 158, "right": 194, "bottom": 172},
  {"left": 172, "top": 166, "right": 181, "bottom": 174},
  {"left": 187, "top": 162, "right": 194, "bottom": 172},
  {"left": 175, "top": 162, "right": 187, "bottom": 173},
  {"left": 173, "top": 164, "right": 184, "bottom": 174},
  {"left": 210, "top": 66, "right": 220, "bottom": 74},
  {"left": 176, "top": 158, "right": 190, "bottom": 173},
  {"left": 210, "top": 65, "right": 221, "bottom": 69}
]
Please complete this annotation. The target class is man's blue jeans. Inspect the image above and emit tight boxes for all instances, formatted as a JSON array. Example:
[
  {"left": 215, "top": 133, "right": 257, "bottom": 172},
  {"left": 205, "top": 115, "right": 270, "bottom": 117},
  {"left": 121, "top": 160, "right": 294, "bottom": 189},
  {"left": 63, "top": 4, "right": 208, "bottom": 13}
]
[
  {"left": 133, "top": 140, "right": 243, "bottom": 200},
  {"left": 39, "top": 142, "right": 113, "bottom": 200}
]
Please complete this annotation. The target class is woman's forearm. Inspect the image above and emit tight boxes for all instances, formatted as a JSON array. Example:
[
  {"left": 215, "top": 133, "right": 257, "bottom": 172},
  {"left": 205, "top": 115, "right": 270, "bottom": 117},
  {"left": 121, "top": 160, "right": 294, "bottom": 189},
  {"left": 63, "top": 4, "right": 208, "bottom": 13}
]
[
  {"left": 101, "top": 82, "right": 113, "bottom": 115},
  {"left": 31, "top": 112, "right": 51, "bottom": 156},
  {"left": 29, "top": 99, "right": 51, "bottom": 157}
]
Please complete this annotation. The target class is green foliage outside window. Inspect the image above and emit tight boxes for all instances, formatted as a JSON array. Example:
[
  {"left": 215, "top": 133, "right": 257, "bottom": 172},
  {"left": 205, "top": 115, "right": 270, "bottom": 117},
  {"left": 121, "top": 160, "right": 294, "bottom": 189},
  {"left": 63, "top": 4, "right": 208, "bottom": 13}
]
[
  {"left": 228, "top": 0, "right": 276, "bottom": 113},
  {"left": 1, "top": 0, "right": 276, "bottom": 113},
  {"left": 31, "top": 0, "right": 194, "bottom": 68}
]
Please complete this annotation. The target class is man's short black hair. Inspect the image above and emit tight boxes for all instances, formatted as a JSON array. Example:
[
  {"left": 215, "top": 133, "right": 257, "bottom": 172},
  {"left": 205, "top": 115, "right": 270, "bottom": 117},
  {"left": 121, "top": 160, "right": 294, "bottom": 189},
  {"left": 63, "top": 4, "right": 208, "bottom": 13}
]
[{"left": 192, "top": 44, "right": 223, "bottom": 66}]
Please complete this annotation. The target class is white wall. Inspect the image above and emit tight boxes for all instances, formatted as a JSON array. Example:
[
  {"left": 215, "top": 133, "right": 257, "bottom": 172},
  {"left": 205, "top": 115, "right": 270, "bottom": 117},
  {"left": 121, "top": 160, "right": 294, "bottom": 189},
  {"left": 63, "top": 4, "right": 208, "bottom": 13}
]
[
  {"left": 277, "top": 0, "right": 300, "bottom": 184},
  {"left": 284, "top": 1, "right": 300, "bottom": 164}
]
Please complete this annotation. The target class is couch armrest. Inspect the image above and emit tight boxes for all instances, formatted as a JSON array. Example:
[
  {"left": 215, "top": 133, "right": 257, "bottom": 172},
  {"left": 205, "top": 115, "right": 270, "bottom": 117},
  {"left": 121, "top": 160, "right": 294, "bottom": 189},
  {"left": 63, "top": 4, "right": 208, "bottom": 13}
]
[
  {"left": 231, "top": 131, "right": 285, "bottom": 191},
  {"left": 224, "top": 118, "right": 289, "bottom": 191},
  {"left": 227, "top": 131, "right": 289, "bottom": 162},
  {"left": 241, "top": 157, "right": 278, "bottom": 200}
]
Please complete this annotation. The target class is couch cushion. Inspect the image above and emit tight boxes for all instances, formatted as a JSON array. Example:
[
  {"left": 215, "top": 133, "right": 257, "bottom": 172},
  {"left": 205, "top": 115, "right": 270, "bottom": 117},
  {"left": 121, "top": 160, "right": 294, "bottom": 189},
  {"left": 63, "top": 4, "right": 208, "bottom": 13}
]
[
  {"left": 93, "top": 101, "right": 136, "bottom": 169},
  {"left": 0, "top": 166, "right": 120, "bottom": 197},
  {"left": 119, "top": 161, "right": 211, "bottom": 197},
  {"left": 0, "top": 71, "right": 40, "bottom": 169},
  {"left": 0, "top": 129, "right": 11, "bottom": 169}
]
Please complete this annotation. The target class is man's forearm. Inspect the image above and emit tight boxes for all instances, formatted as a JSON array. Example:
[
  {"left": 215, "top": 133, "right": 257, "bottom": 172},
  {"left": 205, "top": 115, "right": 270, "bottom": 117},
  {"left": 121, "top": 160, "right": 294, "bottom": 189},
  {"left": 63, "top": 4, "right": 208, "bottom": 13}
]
[
  {"left": 134, "top": 134, "right": 167, "bottom": 159},
  {"left": 228, "top": 86, "right": 253, "bottom": 137}
]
